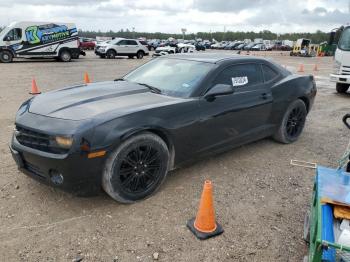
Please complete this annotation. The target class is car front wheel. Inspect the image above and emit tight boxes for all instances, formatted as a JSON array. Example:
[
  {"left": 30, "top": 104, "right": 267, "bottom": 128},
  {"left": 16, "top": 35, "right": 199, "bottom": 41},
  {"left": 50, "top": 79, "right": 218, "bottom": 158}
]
[
  {"left": 336, "top": 83, "right": 349, "bottom": 93},
  {"left": 102, "top": 132, "right": 169, "bottom": 203},
  {"left": 273, "top": 99, "right": 307, "bottom": 144},
  {"left": 0, "top": 50, "right": 14, "bottom": 63},
  {"left": 106, "top": 50, "right": 116, "bottom": 59},
  {"left": 136, "top": 51, "right": 144, "bottom": 59}
]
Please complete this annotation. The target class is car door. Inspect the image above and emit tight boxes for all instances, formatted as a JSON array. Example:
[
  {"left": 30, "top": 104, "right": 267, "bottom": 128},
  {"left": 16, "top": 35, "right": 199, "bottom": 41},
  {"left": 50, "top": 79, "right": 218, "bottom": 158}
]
[
  {"left": 3, "top": 28, "right": 24, "bottom": 54},
  {"left": 196, "top": 63, "right": 273, "bottom": 153},
  {"left": 126, "top": 40, "right": 138, "bottom": 54},
  {"left": 115, "top": 39, "right": 128, "bottom": 54}
]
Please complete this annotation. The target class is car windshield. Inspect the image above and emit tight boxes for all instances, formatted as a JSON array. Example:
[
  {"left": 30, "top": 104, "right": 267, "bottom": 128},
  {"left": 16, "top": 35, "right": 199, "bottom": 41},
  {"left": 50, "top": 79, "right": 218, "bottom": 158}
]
[
  {"left": 123, "top": 58, "right": 214, "bottom": 98},
  {"left": 339, "top": 27, "right": 350, "bottom": 51}
]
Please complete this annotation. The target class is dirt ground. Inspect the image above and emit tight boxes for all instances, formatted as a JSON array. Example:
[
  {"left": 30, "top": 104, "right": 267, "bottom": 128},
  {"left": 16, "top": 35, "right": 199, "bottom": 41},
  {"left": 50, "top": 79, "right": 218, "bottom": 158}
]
[{"left": 0, "top": 50, "right": 349, "bottom": 262}]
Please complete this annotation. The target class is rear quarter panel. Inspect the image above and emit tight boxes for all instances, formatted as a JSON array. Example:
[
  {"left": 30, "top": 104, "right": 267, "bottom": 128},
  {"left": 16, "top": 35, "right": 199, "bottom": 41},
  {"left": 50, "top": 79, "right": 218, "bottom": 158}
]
[{"left": 270, "top": 74, "right": 316, "bottom": 125}]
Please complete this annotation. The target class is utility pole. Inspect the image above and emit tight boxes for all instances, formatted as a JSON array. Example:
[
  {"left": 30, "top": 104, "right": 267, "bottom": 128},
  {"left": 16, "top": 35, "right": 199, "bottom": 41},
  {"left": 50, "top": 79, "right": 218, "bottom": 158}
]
[{"left": 181, "top": 28, "right": 187, "bottom": 40}]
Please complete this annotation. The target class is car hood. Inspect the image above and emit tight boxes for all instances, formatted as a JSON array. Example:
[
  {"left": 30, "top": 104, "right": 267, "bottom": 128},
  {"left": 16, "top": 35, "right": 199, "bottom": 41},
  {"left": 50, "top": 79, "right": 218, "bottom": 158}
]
[{"left": 28, "top": 81, "right": 182, "bottom": 121}]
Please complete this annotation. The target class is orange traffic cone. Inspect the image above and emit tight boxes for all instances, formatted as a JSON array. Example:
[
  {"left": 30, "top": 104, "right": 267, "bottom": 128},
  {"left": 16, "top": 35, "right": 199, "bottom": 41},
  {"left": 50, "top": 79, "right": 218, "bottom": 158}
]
[
  {"left": 187, "top": 180, "right": 223, "bottom": 240},
  {"left": 84, "top": 72, "right": 90, "bottom": 84},
  {"left": 29, "top": 78, "right": 41, "bottom": 95},
  {"left": 297, "top": 64, "right": 305, "bottom": 73},
  {"left": 313, "top": 64, "right": 318, "bottom": 71}
]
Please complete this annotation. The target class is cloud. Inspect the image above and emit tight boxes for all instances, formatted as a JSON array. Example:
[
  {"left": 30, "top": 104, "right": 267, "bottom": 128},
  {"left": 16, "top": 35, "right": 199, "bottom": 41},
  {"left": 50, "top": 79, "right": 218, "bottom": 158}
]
[
  {"left": 193, "top": 0, "right": 275, "bottom": 13},
  {"left": 8, "top": 0, "right": 109, "bottom": 6},
  {"left": 0, "top": 0, "right": 349, "bottom": 33}
]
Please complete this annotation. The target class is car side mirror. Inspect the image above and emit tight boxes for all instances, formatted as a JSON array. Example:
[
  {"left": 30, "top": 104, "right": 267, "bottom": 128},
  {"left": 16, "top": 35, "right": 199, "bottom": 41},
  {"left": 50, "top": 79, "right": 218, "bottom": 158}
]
[{"left": 204, "top": 84, "right": 234, "bottom": 100}]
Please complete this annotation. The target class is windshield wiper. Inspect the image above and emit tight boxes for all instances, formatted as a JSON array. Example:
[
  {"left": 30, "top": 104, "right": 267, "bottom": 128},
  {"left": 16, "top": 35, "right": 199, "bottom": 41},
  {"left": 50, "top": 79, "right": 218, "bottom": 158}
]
[
  {"left": 114, "top": 78, "right": 126, "bottom": 81},
  {"left": 136, "top": 82, "right": 162, "bottom": 94}
]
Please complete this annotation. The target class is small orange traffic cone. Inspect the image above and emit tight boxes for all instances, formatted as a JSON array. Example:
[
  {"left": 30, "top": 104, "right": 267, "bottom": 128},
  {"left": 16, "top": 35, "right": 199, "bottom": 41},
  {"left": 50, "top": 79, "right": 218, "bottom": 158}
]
[
  {"left": 313, "top": 64, "right": 318, "bottom": 71},
  {"left": 83, "top": 72, "right": 90, "bottom": 84},
  {"left": 187, "top": 180, "right": 223, "bottom": 240},
  {"left": 29, "top": 78, "right": 41, "bottom": 95},
  {"left": 297, "top": 64, "right": 305, "bottom": 73}
]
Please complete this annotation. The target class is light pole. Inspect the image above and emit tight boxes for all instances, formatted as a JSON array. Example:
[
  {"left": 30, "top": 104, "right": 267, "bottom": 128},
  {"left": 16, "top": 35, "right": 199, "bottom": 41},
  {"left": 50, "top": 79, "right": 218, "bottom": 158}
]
[
  {"left": 132, "top": 27, "right": 135, "bottom": 39},
  {"left": 181, "top": 28, "right": 187, "bottom": 41}
]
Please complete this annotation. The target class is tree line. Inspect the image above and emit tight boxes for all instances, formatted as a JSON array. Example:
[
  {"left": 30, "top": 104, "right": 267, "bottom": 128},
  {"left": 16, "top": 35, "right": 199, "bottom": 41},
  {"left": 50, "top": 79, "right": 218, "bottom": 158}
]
[
  {"left": 79, "top": 29, "right": 332, "bottom": 43},
  {"left": 0, "top": 26, "right": 332, "bottom": 43}
]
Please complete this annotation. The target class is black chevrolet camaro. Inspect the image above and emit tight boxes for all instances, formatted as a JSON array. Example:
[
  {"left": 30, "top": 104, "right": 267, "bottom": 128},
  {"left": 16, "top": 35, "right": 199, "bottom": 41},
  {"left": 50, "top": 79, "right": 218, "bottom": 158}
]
[{"left": 10, "top": 53, "right": 316, "bottom": 203}]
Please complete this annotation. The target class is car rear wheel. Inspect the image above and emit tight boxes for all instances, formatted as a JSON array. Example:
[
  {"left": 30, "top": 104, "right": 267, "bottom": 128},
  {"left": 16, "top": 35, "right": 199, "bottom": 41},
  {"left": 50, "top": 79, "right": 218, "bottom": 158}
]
[
  {"left": 136, "top": 51, "right": 144, "bottom": 59},
  {"left": 336, "top": 83, "right": 349, "bottom": 93},
  {"left": 106, "top": 49, "right": 116, "bottom": 59},
  {"left": 0, "top": 50, "right": 13, "bottom": 63},
  {"left": 59, "top": 50, "right": 72, "bottom": 62},
  {"left": 273, "top": 99, "right": 307, "bottom": 144},
  {"left": 102, "top": 132, "right": 169, "bottom": 203}
]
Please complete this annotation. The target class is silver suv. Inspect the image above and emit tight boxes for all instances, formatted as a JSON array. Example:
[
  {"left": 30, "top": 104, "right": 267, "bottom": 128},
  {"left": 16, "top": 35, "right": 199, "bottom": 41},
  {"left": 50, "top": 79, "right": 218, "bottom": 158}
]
[{"left": 95, "top": 38, "right": 149, "bottom": 59}]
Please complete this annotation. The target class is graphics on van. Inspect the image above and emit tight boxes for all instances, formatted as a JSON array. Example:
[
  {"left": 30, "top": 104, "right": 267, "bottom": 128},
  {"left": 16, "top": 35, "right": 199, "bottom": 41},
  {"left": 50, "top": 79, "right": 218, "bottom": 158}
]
[{"left": 25, "top": 24, "right": 77, "bottom": 44}]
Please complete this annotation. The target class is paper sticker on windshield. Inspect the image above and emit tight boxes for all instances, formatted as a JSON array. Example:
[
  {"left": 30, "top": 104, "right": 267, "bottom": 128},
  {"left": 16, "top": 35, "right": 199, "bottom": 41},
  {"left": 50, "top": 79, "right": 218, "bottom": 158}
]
[{"left": 232, "top": 76, "right": 248, "bottom": 87}]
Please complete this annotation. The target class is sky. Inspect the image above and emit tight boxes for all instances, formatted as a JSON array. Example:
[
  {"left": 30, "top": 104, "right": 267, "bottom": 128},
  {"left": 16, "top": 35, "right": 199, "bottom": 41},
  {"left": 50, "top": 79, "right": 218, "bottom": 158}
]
[{"left": 0, "top": 0, "right": 349, "bottom": 34}]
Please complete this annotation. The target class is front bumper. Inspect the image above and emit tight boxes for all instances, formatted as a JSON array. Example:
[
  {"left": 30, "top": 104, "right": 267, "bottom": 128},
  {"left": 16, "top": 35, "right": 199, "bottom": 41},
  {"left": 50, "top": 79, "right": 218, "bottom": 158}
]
[
  {"left": 10, "top": 136, "right": 106, "bottom": 196},
  {"left": 330, "top": 74, "right": 350, "bottom": 84},
  {"left": 94, "top": 49, "right": 106, "bottom": 56}
]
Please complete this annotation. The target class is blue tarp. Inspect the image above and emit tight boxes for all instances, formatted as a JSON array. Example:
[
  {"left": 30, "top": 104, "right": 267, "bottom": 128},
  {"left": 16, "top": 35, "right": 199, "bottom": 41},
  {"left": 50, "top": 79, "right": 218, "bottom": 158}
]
[{"left": 317, "top": 166, "right": 350, "bottom": 205}]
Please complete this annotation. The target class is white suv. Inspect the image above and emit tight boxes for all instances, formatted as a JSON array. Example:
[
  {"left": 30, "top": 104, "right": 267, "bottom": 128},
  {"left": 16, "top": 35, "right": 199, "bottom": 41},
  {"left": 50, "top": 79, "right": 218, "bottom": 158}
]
[{"left": 95, "top": 38, "right": 149, "bottom": 59}]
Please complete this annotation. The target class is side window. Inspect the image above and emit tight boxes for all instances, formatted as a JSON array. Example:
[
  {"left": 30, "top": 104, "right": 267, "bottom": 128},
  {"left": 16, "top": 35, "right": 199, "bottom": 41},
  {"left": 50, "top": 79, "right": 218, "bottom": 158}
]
[
  {"left": 127, "top": 40, "right": 137, "bottom": 45},
  {"left": 214, "top": 64, "right": 262, "bottom": 88},
  {"left": 117, "top": 40, "right": 128, "bottom": 45},
  {"left": 4, "top": 28, "right": 22, "bottom": 41},
  {"left": 262, "top": 64, "right": 278, "bottom": 82}
]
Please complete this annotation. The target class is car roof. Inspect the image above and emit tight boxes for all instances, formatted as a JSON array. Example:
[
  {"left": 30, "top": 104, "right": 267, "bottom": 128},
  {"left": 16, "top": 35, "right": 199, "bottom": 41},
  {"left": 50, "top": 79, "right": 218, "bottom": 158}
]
[{"left": 162, "top": 53, "right": 270, "bottom": 64}]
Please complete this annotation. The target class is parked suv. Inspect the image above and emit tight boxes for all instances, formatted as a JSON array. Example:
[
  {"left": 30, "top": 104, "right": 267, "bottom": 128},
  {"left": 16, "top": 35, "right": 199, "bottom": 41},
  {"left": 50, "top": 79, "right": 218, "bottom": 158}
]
[{"left": 95, "top": 38, "right": 149, "bottom": 59}]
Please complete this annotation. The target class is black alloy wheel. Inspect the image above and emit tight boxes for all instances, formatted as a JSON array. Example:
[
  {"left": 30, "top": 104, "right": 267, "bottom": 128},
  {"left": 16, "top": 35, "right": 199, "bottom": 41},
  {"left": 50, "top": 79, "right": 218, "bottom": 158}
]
[
  {"left": 117, "top": 144, "right": 162, "bottom": 194},
  {"left": 102, "top": 132, "right": 169, "bottom": 203},
  {"left": 273, "top": 99, "right": 307, "bottom": 144},
  {"left": 285, "top": 106, "right": 306, "bottom": 139}
]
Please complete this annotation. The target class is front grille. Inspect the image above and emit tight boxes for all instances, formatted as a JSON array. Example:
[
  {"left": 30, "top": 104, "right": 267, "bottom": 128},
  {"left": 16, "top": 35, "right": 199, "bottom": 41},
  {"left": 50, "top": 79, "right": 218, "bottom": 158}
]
[{"left": 15, "top": 126, "right": 68, "bottom": 154}]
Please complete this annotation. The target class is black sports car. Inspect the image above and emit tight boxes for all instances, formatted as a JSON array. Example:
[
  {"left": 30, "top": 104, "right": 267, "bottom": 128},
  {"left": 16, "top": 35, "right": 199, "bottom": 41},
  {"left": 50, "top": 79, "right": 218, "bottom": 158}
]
[{"left": 10, "top": 53, "right": 316, "bottom": 203}]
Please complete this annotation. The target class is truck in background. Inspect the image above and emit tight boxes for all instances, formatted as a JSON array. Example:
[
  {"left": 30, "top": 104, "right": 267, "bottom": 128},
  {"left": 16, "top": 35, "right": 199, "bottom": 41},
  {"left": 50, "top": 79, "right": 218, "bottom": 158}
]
[
  {"left": 330, "top": 25, "right": 350, "bottom": 93},
  {"left": 290, "top": 38, "right": 319, "bottom": 57},
  {"left": 0, "top": 21, "right": 80, "bottom": 63}
]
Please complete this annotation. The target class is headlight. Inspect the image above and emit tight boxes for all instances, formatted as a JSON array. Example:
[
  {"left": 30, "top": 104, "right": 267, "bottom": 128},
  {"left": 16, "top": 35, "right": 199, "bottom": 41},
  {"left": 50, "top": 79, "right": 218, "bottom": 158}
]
[
  {"left": 333, "top": 60, "right": 341, "bottom": 74},
  {"left": 55, "top": 136, "right": 73, "bottom": 149}
]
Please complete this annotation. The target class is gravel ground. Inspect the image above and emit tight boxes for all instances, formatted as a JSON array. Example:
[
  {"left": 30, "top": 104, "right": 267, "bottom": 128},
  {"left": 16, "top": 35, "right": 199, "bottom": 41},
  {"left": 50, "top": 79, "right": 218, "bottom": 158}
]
[{"left": 0, "top": 51, "right": 349, "bottom": 262}]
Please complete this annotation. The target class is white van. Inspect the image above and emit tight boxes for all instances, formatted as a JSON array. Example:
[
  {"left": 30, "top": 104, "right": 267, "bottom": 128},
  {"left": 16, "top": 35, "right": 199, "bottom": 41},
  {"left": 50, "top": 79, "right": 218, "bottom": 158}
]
[{"left": 0, "top": 21, "right": 81, "bottom": 63}]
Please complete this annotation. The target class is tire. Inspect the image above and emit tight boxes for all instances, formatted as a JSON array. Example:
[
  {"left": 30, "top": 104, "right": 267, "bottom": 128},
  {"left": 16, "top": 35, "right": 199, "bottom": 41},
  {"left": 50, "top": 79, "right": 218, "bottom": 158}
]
[
  {"left": 336, "top": 83, "right": 349, "bottom": 93},
  {"left": 0, "top": 50, "right": 13, "bottom": 63},
  {"left": 102, "top": 132, "right": 170, "bottom": 203},
  {"left": 59, "top": 49, "right": 72, "bottom": 62},
  {"left": 106, "top": 49, "right": 116, "bottom": 59},
  {"left": 136, "top": 51, "right": 144, "bottom": 59},
  {"left": 273, "top": 99, "right": 307, "bottom": 144}
]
